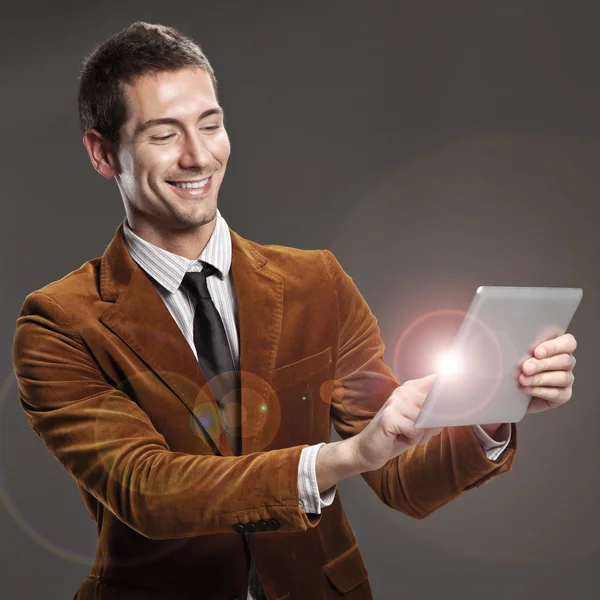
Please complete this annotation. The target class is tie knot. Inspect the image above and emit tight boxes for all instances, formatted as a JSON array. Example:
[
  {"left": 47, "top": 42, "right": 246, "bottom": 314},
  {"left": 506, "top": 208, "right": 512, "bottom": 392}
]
[{"left": 182, "top": 263, "right": 219, "bottom": 299}]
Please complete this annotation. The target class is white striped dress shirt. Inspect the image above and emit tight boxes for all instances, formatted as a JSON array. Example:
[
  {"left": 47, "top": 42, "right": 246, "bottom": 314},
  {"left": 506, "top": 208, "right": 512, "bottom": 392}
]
[{"left": 122, "top": 209, "right": 510, "bottom": 599}]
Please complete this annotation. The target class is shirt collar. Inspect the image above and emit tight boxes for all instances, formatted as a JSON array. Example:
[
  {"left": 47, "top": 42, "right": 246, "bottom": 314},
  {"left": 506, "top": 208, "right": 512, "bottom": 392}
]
[{"left": 122, "top": 209, "right": 232, "bottom": 294}]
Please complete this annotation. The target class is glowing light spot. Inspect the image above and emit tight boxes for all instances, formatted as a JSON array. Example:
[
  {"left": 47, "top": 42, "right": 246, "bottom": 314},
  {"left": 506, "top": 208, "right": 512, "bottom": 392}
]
[
  {"left": 437, "top": 351, "right": 461, "bottom": 375},
  {"left": 259, "top": 404, "right": 268, "bottom": 413}
]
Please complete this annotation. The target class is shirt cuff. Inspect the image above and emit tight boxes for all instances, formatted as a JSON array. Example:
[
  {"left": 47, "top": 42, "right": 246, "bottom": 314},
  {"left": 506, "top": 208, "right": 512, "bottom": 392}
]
[
  {"left": 298, "top": 443, "right": 338, "bottom": 514},
  {"left": 471, "top": 423, "right": 512, "bottom": 462}
]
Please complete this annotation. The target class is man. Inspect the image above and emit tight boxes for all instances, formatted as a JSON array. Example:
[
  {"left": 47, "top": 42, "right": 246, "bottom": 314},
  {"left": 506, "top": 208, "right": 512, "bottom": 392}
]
[{"left": 12, "top": 22, "right": 577, "bottom": 600}]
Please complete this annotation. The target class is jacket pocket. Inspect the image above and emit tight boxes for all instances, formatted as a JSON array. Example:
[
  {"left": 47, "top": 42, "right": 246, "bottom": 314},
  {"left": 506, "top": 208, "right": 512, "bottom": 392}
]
[
  {"left": 272, "top": 346, "right": 332, "bottom": 390},
  {"left": 323, "top": 544, "right": 369, "bottom": 594},
  {"left": 267, "top": 347, "right": 333, "bottom": 448}
]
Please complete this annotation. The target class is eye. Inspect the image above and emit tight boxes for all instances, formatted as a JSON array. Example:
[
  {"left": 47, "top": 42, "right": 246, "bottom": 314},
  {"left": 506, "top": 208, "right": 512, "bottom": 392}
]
[
  {"left": 151, "top": 134, "right": 175, "bottom": 141},
  {"left": 202, "top": 124, "right": 221, "bottom": 131}
]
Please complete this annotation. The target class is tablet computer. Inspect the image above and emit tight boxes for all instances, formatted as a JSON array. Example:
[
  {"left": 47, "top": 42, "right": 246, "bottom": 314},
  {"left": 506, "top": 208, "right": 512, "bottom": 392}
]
[{"left": 414, "top": 286, "right": 583, "bottom": 429}]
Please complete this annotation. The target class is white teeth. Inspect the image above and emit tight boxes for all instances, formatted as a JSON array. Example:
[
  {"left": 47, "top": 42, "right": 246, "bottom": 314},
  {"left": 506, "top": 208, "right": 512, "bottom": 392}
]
[{"left": 172, "top": 178, "right": 209, "bottom": 189}]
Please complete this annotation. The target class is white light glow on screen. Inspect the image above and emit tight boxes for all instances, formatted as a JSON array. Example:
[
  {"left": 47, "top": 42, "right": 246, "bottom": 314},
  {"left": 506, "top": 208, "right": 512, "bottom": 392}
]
[{"left": 436, "top": 351, "right": 461, "bottom": 375}]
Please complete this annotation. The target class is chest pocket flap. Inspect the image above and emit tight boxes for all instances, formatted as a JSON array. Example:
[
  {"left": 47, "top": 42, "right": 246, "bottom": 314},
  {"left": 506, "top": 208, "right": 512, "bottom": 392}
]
[{"left": 272, "top": 346, "right": 332, "bottom": 391}]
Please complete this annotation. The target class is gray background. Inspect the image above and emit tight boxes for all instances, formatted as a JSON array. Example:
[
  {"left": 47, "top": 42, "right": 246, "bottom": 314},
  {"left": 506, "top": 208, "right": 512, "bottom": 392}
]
[{"left": 1, "top": 0, "right": 599, "bottom": 598}]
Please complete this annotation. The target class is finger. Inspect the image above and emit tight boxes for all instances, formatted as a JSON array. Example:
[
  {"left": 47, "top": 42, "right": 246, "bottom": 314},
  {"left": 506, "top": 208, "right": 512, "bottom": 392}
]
[
  {"left": 417, "top": 430, "right": 434, "bottom": 446},
  {"left": 404, "top": 377, "right": 437, "bottom": 397},
  {"left": 421, "top": 372, "right": 438, "bottom": 381},
  {"left": 535, "top": 334, "right": 577, "bottom": 360},
  {"left": 526, "top": 396, "right": 553, "bottom": 413},
  {"left": 383, "top": 396, "right": 421, "bottom": 425},
  {"left": 411, "top": 372, "right": 437, "bottom": 386},
  {"left": 522, "top": 353, "right": 575, "bottom": 375},
  {"left": 420, "top": 426, "right": 444, "bottom": 444},
  {"left": 521, "top": 385, "right": 573, "bottom": 404},
  {"left": 395, "top": 385, "right": 430, "bottom": 409},
  {"left": 400, "top": 400, "right": 421, "bottom": 422},
  {"left": 417, "top": 427, "right": 443, "bottom": 446},
  {"left": 393, "top": 414, "right": 424, "bottom": 444},
  {"left": 520, "top": 370, "right": 574, "bottom": 388}
]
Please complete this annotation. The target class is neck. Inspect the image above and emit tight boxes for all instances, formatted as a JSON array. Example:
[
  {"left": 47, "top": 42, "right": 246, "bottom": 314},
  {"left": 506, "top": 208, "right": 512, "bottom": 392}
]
[{"left": 125, "top": 215, "right": 218, "bottom": 260}]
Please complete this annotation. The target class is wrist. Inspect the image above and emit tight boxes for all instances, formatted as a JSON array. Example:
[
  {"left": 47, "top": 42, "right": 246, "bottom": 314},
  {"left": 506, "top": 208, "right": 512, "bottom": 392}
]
[{"left": 315, "top": 438, "right": 363, "bottom": 494}]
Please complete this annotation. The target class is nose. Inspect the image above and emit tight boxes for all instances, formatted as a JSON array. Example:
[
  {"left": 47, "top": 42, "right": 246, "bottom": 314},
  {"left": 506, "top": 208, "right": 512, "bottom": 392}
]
[{"left": 179, "top": 131, "right": 212, "bottom": 170}]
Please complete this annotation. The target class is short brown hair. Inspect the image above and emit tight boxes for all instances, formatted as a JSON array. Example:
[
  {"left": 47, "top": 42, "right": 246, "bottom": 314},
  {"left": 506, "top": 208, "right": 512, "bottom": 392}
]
[{"left": 78, "top": 21, "right": 217, "bottom": 149}]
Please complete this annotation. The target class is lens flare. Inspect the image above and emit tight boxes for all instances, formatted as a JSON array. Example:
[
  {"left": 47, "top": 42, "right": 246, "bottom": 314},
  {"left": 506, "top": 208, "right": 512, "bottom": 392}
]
[{"left": 436, "top": 351, "right": 460, "bottom": 375}]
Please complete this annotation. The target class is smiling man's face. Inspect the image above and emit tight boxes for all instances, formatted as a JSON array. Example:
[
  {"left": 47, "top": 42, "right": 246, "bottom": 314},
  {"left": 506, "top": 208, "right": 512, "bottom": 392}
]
[{"left": 113, "top": 67, "right": 230, "bottom": 244}]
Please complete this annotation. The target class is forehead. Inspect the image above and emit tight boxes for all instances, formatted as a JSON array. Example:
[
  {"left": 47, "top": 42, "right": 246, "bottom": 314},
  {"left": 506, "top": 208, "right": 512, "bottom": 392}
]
[{"left": 121, "top": 68, "right": 219, "bottom": 128}]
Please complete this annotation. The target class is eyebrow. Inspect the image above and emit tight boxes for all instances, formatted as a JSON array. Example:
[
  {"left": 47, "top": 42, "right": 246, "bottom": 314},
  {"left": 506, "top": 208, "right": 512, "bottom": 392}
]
[{"left": 134, "top": 107, "right": 224, "bottom": 136}]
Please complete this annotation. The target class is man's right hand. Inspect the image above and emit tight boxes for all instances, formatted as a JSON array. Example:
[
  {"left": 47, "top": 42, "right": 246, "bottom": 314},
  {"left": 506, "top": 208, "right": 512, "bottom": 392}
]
[{"left": 350, "top": 373, "right": 444, "bottom": 472}]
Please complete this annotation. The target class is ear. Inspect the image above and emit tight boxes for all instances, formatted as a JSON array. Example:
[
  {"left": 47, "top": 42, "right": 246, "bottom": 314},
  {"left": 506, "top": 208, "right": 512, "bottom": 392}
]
[{"left": 82, "top": 129, "right": 120, "bottom": 178}]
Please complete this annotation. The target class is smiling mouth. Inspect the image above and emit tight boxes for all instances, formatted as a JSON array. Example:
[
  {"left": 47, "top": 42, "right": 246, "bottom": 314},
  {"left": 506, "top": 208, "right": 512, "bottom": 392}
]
[{"left": 167, "top": 176, "right": 211, "bottom": 189}]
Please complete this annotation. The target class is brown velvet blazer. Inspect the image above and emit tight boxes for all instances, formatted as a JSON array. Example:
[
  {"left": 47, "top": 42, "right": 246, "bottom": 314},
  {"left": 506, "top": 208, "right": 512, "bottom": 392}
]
[{"left": 12, "top": 222, "right": 517, "bottom": 600}]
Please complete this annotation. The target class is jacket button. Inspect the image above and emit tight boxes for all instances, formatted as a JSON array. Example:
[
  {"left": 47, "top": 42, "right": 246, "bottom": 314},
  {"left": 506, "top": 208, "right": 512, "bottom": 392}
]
[
  {"left": 233, "top": 524, "right": 245, "bottom": 534},
  {"left": 257, "top": 520, "right": 268, "bottom": 531},
  {"left": 245, "top": 522, "right": 257, "bottom": 533},
  {"left": 266, "top": 518, "right": 280, "bottom": 531}
]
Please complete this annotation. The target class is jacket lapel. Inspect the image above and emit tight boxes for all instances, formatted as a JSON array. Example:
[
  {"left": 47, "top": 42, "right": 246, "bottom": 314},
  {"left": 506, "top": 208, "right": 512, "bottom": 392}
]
[
  {"left": 98, "top": 223, "right": 283, "bottom": 457},
  {"left": 230, "top": 229, "right": 284, "bottom": 454}
]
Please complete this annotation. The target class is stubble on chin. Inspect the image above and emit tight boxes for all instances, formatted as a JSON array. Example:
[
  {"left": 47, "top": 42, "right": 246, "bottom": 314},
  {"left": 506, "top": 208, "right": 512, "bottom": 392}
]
[{"left": 170, "top": 203, "right": 218, "bottom": 230}]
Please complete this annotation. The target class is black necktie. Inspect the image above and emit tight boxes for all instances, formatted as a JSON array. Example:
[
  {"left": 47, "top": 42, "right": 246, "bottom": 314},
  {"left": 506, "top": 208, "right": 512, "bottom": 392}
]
[{"left": 182, "top": 263, "right": 241, "bottom": 455}]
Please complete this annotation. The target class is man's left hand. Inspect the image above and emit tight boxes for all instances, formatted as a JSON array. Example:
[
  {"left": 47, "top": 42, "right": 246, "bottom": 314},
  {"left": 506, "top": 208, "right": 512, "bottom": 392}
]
[{"left": 520, "top": 333, "right": 578, "bottom": 413}]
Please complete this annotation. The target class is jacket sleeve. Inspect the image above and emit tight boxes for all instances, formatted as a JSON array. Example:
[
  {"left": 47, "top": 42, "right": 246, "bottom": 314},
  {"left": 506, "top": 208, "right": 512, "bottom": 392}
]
[
  {"left": 321, "top": 250, "right": 517, "bottom": 519},
  {"left": 12, "top": 291, "right": 320, "bottom": 540}
]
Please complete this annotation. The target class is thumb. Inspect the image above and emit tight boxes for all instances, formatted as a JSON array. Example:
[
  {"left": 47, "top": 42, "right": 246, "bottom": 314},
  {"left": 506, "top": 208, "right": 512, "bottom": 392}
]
[{"left": 416, "top": 373, "right": 437, "bottom": 389}]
